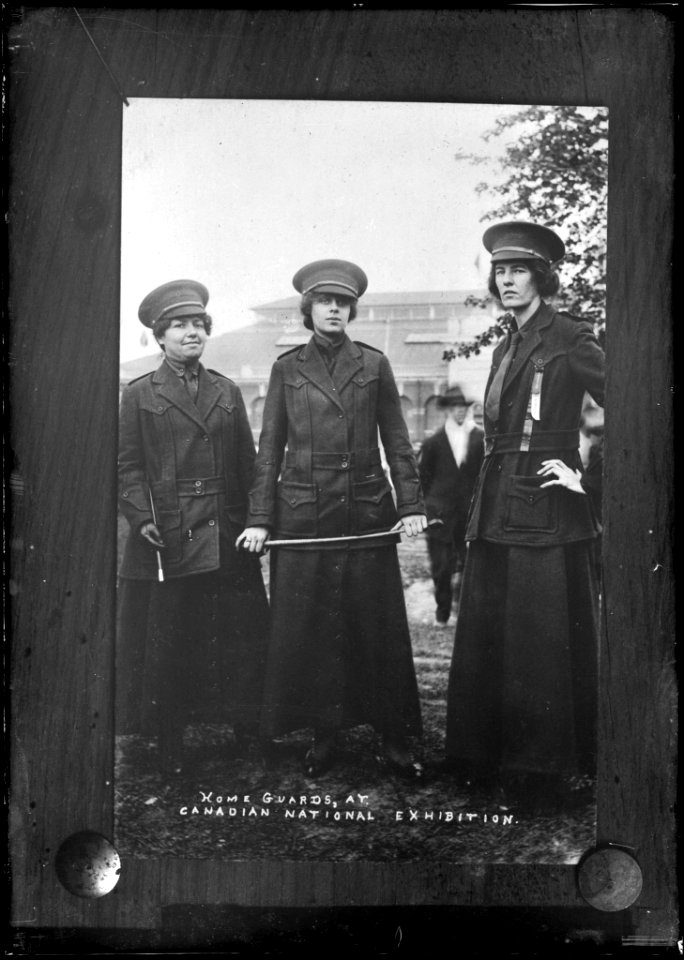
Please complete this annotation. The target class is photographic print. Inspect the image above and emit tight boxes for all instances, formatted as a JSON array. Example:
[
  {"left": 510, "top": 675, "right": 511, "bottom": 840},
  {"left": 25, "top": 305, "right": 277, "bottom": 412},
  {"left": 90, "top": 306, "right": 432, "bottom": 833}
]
[{"left": 114, "top": 98, "right": 607, "bottom": 865}]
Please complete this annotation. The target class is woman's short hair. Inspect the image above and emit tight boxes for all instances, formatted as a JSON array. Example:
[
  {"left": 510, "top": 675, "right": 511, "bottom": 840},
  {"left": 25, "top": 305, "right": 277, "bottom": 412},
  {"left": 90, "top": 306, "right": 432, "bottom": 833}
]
[
  {"left": 153, "top": 312, "right": 213, "bottom": 346},
  {"left": 300, "top": 292, "right": 358, "bottom": 331},
  {"left": 487, "top": 260, "right": 560, "bottom": 301}
]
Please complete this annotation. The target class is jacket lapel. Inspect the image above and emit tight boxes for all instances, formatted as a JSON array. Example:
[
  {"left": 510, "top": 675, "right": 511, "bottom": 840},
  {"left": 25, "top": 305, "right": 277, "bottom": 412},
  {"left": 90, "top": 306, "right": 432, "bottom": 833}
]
[
  {"left": 501, "top": 302, "right": 555, "bottom": 399},
  {"left": 331, "top": 337, "right": 364, "bottom": 394},
  {"left": 196, "top": 368, "right": 223, "bottom": 423},
  {"left": 153, "top": 361, "right": 211, "bottom": 431},
  {"left": 298, "top": 338, "right": 345, "bottom": 411}
]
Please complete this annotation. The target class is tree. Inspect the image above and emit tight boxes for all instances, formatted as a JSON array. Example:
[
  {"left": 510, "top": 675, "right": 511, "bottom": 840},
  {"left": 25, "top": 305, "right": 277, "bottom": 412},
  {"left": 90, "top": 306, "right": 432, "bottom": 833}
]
[{"left": 444, "top": 105, "right": 608, "bottom": 361}]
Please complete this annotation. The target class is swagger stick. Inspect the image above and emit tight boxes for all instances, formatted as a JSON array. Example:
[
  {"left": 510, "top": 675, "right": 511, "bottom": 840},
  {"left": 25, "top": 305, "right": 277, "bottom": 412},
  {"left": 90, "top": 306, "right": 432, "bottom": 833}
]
[
  {"left": 265, "top": 518, "right": 442, "bottom": 548},
  {"left": 148, "top": 488, "right": 165, "bottom": 582}
]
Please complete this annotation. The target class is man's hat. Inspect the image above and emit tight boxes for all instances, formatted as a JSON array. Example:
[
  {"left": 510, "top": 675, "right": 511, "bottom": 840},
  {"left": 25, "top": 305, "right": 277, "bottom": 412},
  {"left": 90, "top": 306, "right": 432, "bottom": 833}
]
[
  {"left": 138, "top": 279, "right": 210, "bottom": 328},
  {"left": 437, "top": 385, "right": 472, "bottom": 408},
  {"left": 292, "top": 259, "right": 368, "bottom": 299},
  {"left": 482, "top": 221, "right": 565, "bottom": 265}
]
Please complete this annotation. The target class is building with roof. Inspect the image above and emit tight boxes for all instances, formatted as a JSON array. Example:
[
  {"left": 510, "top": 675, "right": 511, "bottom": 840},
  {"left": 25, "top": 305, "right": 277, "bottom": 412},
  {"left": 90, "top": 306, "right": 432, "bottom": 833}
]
[{"left": 120, "top": 290, "right": 500, "bottom": 445}]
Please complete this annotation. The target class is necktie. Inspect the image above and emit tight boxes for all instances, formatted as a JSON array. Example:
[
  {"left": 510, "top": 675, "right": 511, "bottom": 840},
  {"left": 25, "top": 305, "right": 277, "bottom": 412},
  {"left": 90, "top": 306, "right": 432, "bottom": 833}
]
[
  {"left": 184, "top": 369, "right": 199, "bottom": 401},
  {"left": 484, "top": 331, "right": 522, "bottom": 423},
  {"left": 316, "top": 339, "right": 342, "bottom": 375}
]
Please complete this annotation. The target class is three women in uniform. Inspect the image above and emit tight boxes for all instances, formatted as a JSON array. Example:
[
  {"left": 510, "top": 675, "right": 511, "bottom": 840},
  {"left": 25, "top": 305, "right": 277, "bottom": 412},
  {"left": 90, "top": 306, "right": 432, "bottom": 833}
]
[{"left": 120, "top": 226, "right": 604, "bottom": 802}]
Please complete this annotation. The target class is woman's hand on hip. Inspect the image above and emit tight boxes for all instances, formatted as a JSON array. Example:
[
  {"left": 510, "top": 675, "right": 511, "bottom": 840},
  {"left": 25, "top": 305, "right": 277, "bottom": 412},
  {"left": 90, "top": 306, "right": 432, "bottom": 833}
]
[
  {"left": 538, "top": 460, "right": 586, "bottom": 494},
  {"left": 401, "top": 514, "right": 429, "bottom": 537},
  {"left": 236, "top": 526, "right": 270, "bottom": 553}
]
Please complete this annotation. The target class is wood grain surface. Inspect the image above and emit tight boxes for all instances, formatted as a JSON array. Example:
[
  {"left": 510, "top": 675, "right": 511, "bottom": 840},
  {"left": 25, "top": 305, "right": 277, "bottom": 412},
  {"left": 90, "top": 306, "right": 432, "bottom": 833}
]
[{"left": 8, "top": 6, "right": 675, "bottom": 948}]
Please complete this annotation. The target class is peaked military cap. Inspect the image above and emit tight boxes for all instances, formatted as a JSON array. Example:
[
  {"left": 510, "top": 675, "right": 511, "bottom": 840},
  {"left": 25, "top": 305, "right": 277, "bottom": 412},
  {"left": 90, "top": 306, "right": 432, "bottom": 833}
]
[
  {"left": 482, "top": 221, "right": 565, "bottom": 265},
  {"left": 437, "top": 385, "right": 472, "bottom": 408},
  {"left": 292, "top": 259, "right": 368, "bottom": 299},
  {"left": 138, "top": 279, "right": 210, "bottom": 328}
]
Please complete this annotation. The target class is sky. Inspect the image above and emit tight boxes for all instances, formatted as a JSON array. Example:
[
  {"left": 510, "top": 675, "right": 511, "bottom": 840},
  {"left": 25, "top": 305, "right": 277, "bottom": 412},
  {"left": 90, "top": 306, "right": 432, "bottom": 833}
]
[{"left": 120, "top": 99, "right": 524, "bottom": 363}]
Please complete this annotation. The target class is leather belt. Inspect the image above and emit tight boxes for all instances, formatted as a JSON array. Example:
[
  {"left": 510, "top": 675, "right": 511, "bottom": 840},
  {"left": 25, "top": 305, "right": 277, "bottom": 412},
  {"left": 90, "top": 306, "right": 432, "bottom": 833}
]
[
  {"left": 175, "top": 476, "right": 226, "bottom": 497},
  {"left": 484, "top": 429, "right": 579, "bottom": 456},
  {"left": 284, "top": 449, "right": 383, "bottom": 472}
]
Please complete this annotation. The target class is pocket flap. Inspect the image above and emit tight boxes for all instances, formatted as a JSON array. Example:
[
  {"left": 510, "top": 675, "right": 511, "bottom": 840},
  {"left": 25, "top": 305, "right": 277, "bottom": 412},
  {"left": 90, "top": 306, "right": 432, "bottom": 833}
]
[
  {"left": 277, "top": 481, "right": 318, "bottom": 508},
  {"left": 352, "top": 475, "right": 392, "bottom": 504},
  {"left": 140, "top": 398, "right": 173, "bottom": 415},
  {"left": 351, "top": 374, "right": 379, "bottom": 388},
  {"left": 283, "top": 376, "right": 307, "bottom": 390},
  {"left": 508, "top": 477, "right": 551, "bottom": 506}
]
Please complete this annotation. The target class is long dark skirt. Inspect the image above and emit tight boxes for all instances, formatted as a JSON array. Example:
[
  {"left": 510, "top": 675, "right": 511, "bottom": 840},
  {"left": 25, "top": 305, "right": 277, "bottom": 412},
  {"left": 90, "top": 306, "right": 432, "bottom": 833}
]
[
  {"left": 116, "top": 561, "right": 269, "bottom": 738},
  {"left": 261, "top": 544, "right": 423, "bottom": 740},
  {"left": 445, "top": 539, "right": 598, "bottom": 779}
]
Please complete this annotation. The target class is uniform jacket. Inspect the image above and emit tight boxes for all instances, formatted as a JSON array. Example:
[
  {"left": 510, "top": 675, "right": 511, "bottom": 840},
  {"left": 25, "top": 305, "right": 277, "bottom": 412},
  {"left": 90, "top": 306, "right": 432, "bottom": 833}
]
[
  {"left": 119, "top": 360, "right": 257, "bottom": 579},
  {"left": 466, "top": 302, "right": 605, "bottom": 545},
  {"left": 246, "top": 335, "right": 424, "bottom": 540},
  {"left": 418, "top": 424, "right": 484, "bottom": 542}
]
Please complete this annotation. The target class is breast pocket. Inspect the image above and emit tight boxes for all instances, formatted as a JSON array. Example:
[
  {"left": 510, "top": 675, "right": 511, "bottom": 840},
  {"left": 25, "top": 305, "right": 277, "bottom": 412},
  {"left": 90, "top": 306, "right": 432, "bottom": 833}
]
[
  {"left": 139, "top": 397, "right": 173, "bottom": 416},
  {"left": 276, "top": 481, "right": 318, "bottom": 538},
  {"left": 504, "top": 475, "right": 558, "bottom": 533},
  {"left": 352, "top": 475, "right": 397, "bottom": 534}
]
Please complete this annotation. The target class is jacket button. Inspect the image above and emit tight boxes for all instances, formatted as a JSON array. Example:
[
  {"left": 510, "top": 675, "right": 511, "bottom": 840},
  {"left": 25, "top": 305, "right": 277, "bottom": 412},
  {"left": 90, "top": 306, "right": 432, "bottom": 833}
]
[
  {"left": 290, "top": 498, "right": 297, "bottom": 505},
  {"left": 208, "top": 519, "right": 215, "bottom": 526},
  {"left": 201, "top": 434, "right": 209, "bottom": 441},
  {"left": 158, "top": 406, "right": 164, "bottom": 412},
  {"left": 496, "top": 465, "right": 502, "bottom": 472},
  {"left": 338, "top": 413, "right": 344, "bottom": 419},
  {"left": 194, "top": 480, "right": 202, "bottom": 486},
  {"left": 340, "top": 496, "right": 346, "bottom": 502},
  {"left": 528, "top": 495, "right": 534, "bottom": 503},
  {"left": 122, "top": 492, "right": 129, "bottom": 498}
]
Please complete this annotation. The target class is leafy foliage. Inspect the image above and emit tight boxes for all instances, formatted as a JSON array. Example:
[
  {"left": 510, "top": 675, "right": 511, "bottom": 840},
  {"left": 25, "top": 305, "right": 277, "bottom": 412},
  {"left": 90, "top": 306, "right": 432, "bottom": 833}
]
[{"left": 445, "top": 106, "right": 608, "bottom": 362}]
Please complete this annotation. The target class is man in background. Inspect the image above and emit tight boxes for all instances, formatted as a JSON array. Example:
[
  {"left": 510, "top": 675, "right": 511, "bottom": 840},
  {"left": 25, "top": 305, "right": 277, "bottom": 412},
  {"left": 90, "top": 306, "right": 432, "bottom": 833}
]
[{"left": 419, "top": 386, "right": 484, "bottom": 626}]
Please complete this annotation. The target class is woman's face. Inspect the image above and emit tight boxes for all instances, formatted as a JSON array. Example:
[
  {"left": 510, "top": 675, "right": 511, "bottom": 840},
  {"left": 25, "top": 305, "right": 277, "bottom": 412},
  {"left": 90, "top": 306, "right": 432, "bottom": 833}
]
[
  {"left": 157, "top": 315, "right": 207, "bottom": 364},
  {"left": 494, "top": 262, "right": 540, "bottom": 312},
  {"left": 310, "top": 294, "right": 352, "bottom": 338}
]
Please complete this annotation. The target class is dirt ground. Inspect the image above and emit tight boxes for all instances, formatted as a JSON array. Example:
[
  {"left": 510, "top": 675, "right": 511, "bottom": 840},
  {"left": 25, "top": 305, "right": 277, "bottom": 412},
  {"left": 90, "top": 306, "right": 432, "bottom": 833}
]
[{"left": 114, "top": 534, "right": 596, "bottom": 863}]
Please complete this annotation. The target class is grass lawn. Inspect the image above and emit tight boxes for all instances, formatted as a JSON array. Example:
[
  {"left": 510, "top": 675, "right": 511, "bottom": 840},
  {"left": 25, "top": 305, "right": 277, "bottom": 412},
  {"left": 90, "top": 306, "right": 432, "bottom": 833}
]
[{"left": 115, "top": 534, "right": 595, "bottom": 863}]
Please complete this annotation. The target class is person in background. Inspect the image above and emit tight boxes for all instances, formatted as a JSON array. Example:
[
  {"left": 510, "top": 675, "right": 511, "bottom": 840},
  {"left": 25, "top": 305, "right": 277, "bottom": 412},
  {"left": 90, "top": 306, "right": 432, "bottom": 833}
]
[
  {"left": 238, "top": 259, "right": 427, "bottom": 779},
  {"left": 118, "top": 279, "right": 269, "bottom": 775},
  {"left": 418, "top": 385, "right": 484, "bottom": 626},
  {"left": 445, "top": 222, "right": 605, "bottom": 810}
]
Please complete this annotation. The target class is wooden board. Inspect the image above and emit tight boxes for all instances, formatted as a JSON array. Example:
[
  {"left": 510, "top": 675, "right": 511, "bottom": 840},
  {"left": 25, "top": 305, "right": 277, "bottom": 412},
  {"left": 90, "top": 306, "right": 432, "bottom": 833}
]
[{"left": 8, "top": 6, "right": 675, "bottom": 951}]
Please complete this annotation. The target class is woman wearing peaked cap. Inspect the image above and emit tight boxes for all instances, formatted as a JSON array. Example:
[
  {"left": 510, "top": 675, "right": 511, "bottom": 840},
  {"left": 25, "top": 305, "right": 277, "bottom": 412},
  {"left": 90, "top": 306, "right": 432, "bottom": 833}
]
[
  {"left": 238, "top": 259, "right": 428, "bottom": 778},
  {"left": 445, "top": 222, "right": 605, "bottom": 809},
  {"left": 117, "top": 279, "right": 269, "bottom": 774}
]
